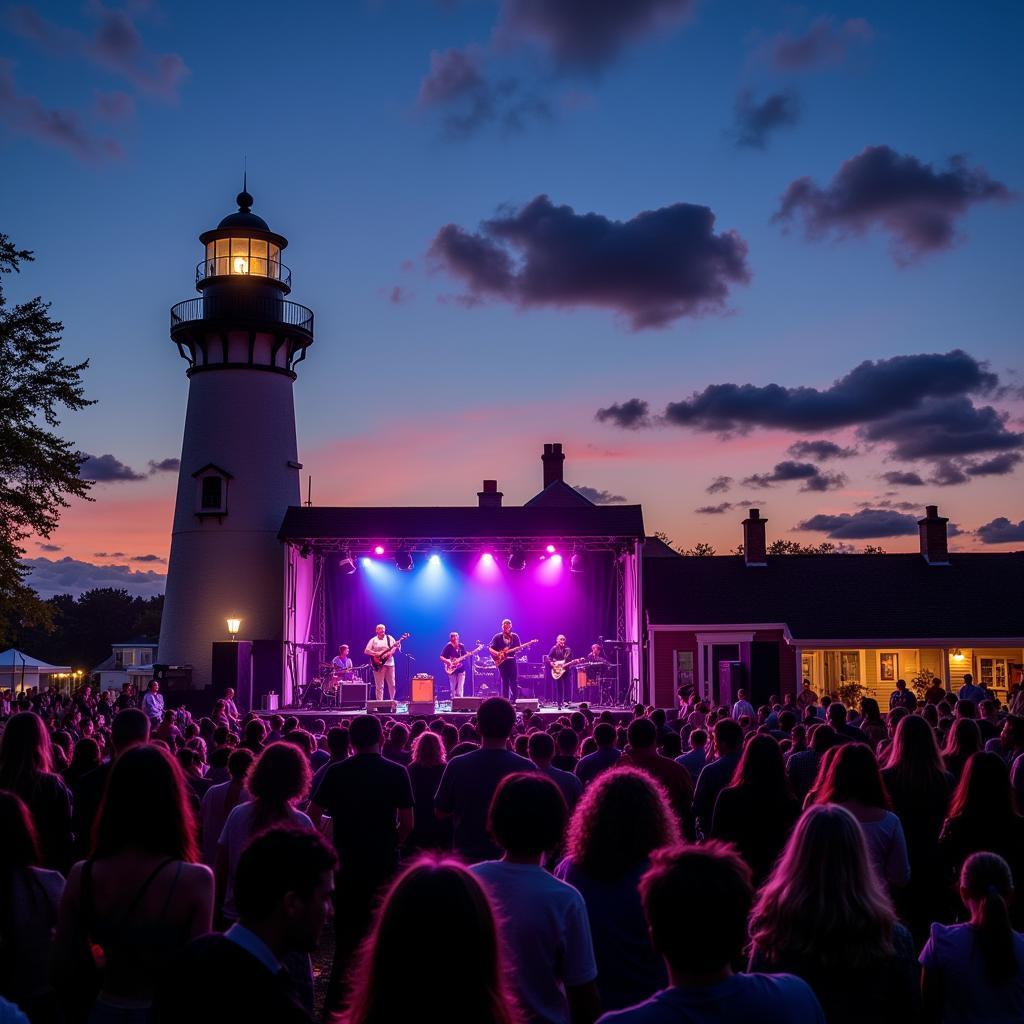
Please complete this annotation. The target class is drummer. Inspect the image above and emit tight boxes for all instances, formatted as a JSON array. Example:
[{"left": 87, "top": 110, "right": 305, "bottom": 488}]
[{"left": 331, "top": 644, "right": 354, "bottom": 679}]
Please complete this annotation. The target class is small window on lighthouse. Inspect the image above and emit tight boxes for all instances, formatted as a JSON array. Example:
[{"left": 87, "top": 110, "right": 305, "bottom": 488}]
[{"left": 200, "top": 476, "right": 223, "bottom": 510}]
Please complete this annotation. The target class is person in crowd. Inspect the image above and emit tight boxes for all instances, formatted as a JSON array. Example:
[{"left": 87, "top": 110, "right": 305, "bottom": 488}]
[
  {"left": 140, "top": 680, "right": 163, "bottom": 728},
  {"left": 810, "top": 742, "right": 910, "bottom": 891},
  {"left": 938, "top": 751, "right": 1024, "bottom": 928},
  {"left": 308, "top": 714, "right": 413, "bottom": 1011},
  {"left": 575, "top": 723, "right": 621, "bottom": 787},
  {"left": 599, "top": 842, "right": 824, "bottom": 1023},
  {"left": 888, "top": 679, "right": 917, "bottom": 712},
  {"left": 53, "top": 744, "right": 214, "bottom": 1024},
  {"left": 471, "top": 773, "right": 600, "bottom": 1024},
  {"left": 923, "top": 677, "right": 947, "bottom": 706},
  {"left": 731, "top": 689, "right": 755, "bottom": 722},
  {"left": 859, "top": 698, "right": 888, "bottom": 749},
  {"left": 552, "top": 729, "right": 580, "bottom": 774},
  {"left": 787, "top": 724, "right": 836, "bottom": 805},
  {"left": 529, "top": 731, "right": 584, "bottom": 812},
  {"left": 153, "top": 709, "right": 181, "bottom": 750},
  {"left": 382, "top": 722, "right": 411, "bottom": 766},
  {"left": 692, "top": 718, "right": 744, "bottom": 838},
  {"left": 199, "top": 747, "right": 253, "bottom": 867},
  {"left": 0, "top": 792, "right": 64, "bottom": 1024},
  {"left": 942, "top": 718, "right": 983, "bottom": 783},
  {"left": 920, "top": 851, "right": 1024, "bottom": 1023},
  {"left": 827, "top": 703, "right": 869, "bottom": 744},
  {"left": 748, "top": 804, "right": 919, "bottom": 1023},
  {"left": 71, "top": 709, "right": 149, "bottom": 859},
  {"left": 711, "top": 734, "right": 799, "bottom": 885},
  {"left": 675, "top": 728, "right": 707, "bottom": 778},
  {"left": 0, "top": 711, "right": 73, "bottom": 872},
  {"left": 957, "top": 674, "right": 987, "bottom": 704},
  {"left": 240, "top": 718, "right": 267, "bottom": 755},
  {"left": 405, "top": 730, "right": 451, "bottom": 851},
  {"left": 555, "top": 768, "right": 679, "bottom": 1012},
  {"left": 618, "top": 717, "right": 693, "bottom": 834},
  {"left": 221, "top": 687, "right": 240, "bottom": 727},
  {"left": 63, "top": 737, "right": 101, "bottom": 789},
  {"left": 217, "top": 741, "right": 313, "bottom": 922},
  {"left": 152, "top": 827, "right": 336, "bottom": 1024},
  {"left": 881, "top": 714, "right": 954, "bottom": 941},
  {"left": 345, "top": 855, "right": 523, "bottom": 1024},
  {"left": 434, "top": 697, "right": 535, "bottom": 862},
  {"left": 310, "top": 726, "right": 349, "bottom": 793}
]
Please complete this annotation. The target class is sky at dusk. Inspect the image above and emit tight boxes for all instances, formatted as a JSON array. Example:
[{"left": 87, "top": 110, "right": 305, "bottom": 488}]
[{"left": 3, "top": 0, "right": 1023, "bottom": 596}]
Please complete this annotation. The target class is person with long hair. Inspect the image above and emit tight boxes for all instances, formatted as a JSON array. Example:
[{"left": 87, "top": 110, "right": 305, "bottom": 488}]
[
  {"left": 555, "top": 768, "right": 680, "bottom": 1012},
  {"left": 405, "top": 730, "right": 450, "bottom": 851},
  {"left": 215, "top": 741, "right": 313, "bottom": 923},
  {"left": 749, "top": 804, "right": 919, "bottom": 1023},
  {"left": 942, "top": 718, "right": 983, "bottom": 784},
  {"left": 198, "top": 747, "right": 253, "bottom": 867},
  {"left": 881, "top": 714, "right": 954, "bottom": 940},
  {"left": 0, "top": 711, "right": 73, "bottom": 872},
  {"left": 53, "top": 744, "right": 214, "bottom": 1023},
  {"left": 859, "top": 697, "right": 888, "bottom": 750},
  {"left": 710, "top": 734, "right": 799, "bottom": 884},
  {"left": 939, "top": 752, "right": 1024, "bottom": 928},
  {"left": 63, "top": 738, "right": 101, "bottom": 789},
  {"left": 811, "top": 743, "right": 910, "bottom": 890},
  {"left": 344, "top": 855, "right": 523, "bottom": 1024},
  {"left": 921, "top": 852, "right": 1024, "bottom": 1022},
  {"left": 0, "top": 791, "right": 64, "bottom": 1024}
]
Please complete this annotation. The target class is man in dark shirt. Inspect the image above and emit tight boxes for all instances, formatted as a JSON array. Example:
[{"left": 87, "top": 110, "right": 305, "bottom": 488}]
[
  {"left": 827, "top": 702, "right": 869, "bottom": 743},
  {"left": 575, "top": 722, "right": 621, "bottom": 786},
  {"left": 434, "top": 696, "right": 534, "bottom": 861},
  {"left": 152, "top": 827, "right": 336, "bottom": 1024},
  {"left": 309, "top": 714, "right": 413, "bottom": 1010},
  {"left": 692, "top": 718, "right": 743, "bottom": 838},
  {"left": 619, "top": 717, "right": 694, "bottom": 837},
  {"left": 547, "top": 634, "right": 574, "bottom": 709},
  {"left": 489, "top": 619, "right": 522, "bottom": 702}
]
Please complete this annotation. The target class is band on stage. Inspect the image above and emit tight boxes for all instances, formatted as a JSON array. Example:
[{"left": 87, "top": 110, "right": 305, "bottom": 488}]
[{"left": 300, "top": 619, "right": 617, "bottom": 709}]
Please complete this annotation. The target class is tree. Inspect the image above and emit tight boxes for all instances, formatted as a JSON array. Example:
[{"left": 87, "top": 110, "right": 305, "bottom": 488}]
[
  {"left": 681, "top": 541, "right": 716, "bottom": 557},
  {"left": 0, "top": 234, "right": 93, "bottom": 644}
]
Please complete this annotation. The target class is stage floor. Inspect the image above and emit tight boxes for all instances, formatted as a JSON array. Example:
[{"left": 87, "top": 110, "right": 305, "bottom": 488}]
[{"left": 261, "top": 703, "right": 632, "bottom": 727}]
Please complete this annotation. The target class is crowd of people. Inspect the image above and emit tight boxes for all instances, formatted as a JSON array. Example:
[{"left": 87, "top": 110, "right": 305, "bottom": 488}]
[{"left": 1, "top": 674, "right": 1024, "bottom": 1023}]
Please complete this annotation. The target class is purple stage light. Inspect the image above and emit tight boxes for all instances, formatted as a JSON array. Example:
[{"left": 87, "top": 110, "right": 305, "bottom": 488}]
[
  {"left": 374, "top": 545, "right": 385, "bottom": 555},
  {"left": 546, "top": 544, "right": 556, "bottom": 554}
]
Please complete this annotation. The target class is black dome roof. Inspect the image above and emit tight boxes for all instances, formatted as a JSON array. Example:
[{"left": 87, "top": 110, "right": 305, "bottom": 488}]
[{"left": 217, "top": 189, "right": 270, "bottom": 231}]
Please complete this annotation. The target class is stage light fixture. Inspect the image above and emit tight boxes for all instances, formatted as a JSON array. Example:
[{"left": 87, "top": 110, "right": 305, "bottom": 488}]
[
  {"left": 395, "top": 549, "right": 414, "bottom": 572},
  {"left": 569, "top": 547, "right": 584, "bottom": 574},
  {"left": 546, "top": 544, "right": 556, "bottom": 554},
  {"left": 339, "top": 552, "right": 356, "bottom": 575},
  {"left": 507, "top": 547, "right": 526, "bottom": 572},
  {"left": 429, "top": 554, "right": 441, "bottom": 565},
  {"left": 374, "top": 545, "right": 385, "bottom": 555},
  {"left": 299, "top": 543, "right": 312, "bottom": 559}
]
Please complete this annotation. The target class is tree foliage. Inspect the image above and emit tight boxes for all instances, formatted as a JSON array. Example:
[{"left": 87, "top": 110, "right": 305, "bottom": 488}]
[{"left": 0, "top": 234, "right": 94, "bottom": 643}]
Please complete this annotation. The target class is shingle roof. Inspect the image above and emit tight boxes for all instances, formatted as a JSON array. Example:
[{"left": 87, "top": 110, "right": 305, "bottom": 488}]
[{"left": 644, "top": 552, "right": 1024, "bottom": 641}]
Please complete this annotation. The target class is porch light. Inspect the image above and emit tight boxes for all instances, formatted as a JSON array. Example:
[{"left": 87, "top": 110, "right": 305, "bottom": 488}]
[
  {"left": 227, "top": 617, "right": 242, "bottom": 639},
  {"left": 952, "top": 648, "right": 965, "bottom": 662}
]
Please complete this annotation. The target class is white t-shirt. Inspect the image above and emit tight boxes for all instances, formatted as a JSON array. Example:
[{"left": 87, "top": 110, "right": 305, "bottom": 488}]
[
  {"left": 470, "top": 860, "right": 597, "bottom": 1024},
  {"left": 217, "top": 800, "right": 313, "bottom": 919},
  {"left": 920, "top": 922, "right": 1024, "bottom": 1023},
  {"left": 200, "top": 780, "right": 238, "bottom": 866},
  {"left": 366, "top": 635, "right": 397, "bottom": 668},
  {"left": 856, "top": 810, "right": 911, "bottom": 888}
]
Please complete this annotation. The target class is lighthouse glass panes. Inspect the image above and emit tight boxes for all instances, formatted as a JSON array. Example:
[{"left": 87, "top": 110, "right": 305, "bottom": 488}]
[{"left": 205, "top": 238, "right": 281, "bottom": 280}]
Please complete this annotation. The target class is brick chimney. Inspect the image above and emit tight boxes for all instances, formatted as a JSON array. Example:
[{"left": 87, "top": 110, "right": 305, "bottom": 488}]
[
  {"left": 743, "top": 508, "right": 767, "bottom": 567},
  {"left": 918, "top": 505, "right": 949, "bottom": 565},
  {"left": 478, "top": 479, "right": 503, "bottom": 509},
  {"left": 542, "top": 443, "right": 565, "bottom": 489}
]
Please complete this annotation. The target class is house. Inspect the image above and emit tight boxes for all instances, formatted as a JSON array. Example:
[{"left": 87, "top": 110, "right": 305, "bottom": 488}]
[
  {"left": 644, "top": 507, "right": 1024, "bottom": 708},
  {"left": 93, "top": 639, "right": 158, "bottom": 692}
]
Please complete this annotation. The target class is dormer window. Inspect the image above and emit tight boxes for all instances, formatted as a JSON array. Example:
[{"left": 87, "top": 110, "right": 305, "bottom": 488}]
[{"left": 192, "top": 463, "right": 232, "bottom": 517}]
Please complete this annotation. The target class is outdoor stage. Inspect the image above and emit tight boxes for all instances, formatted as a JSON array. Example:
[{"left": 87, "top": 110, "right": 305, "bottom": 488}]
[{"left": 263, "top": 704, "right": 635, "bottom": 728}]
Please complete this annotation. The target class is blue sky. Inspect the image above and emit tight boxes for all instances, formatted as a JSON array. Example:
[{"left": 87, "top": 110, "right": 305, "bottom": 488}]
[{"left": 3, "top": 0, "right": 1022, "bottom": 593}]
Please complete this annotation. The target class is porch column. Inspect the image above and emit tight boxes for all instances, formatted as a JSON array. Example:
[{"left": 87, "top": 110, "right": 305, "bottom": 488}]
[
  {"left": 697, "top": 641, "right": 708, "bottom": 700},
  {"left": 793, "top": 646, "right": 803, "bottom": 693},
  {"left": 941, "top": 647, "right": 951, "bottom": 694}
]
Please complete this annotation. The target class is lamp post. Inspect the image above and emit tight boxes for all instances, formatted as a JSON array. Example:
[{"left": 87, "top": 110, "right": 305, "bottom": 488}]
[{"left": 227, "top": 618, "right": 242, "bottom": 641}]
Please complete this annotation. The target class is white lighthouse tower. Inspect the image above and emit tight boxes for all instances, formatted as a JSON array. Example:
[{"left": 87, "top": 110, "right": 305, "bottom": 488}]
[{"left": 158, "top": 187, "right": 314, "bottom": 689}]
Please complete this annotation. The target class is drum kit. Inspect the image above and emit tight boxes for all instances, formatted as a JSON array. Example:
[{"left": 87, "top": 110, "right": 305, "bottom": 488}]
[{"left": 300, "top": 661, "right": 372, "bottom": 709}]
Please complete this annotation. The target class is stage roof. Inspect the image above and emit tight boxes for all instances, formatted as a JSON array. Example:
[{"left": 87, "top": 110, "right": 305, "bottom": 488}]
[{"left": 279, "top": 504, "right": 645, "bottom": 549}]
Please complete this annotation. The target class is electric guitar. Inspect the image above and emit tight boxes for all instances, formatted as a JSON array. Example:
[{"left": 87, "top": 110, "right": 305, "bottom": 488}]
[
  {"left": 369, "top": 633, "right": 410, "bottom": 670},
  {"left": 549, "top": 657, "right": 586, "bottom": 680},
  {"left": 441, "top": 643, "right": 483, "bottom": 675},
  {"left": 491, "top": 638, "right": 539, "bottom": 666}
]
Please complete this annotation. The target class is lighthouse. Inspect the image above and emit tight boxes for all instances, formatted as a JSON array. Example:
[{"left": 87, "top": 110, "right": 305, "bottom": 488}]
[{"left": 158, "top": 187, "right": 314, "bottom": 690}]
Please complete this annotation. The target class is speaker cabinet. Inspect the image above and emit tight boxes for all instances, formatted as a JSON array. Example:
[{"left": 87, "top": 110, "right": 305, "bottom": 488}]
[{"left": 451, "top": 697, "right": 482, "bottom": 713}]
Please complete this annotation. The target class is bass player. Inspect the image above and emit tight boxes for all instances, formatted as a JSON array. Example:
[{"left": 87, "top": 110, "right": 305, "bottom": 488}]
[
  {"left": 440, "top": 631, "right": 470, "bottom": 698},
  {"left": 488, "top": 618, "right": 522, "bottom": 703},
  {"left": 546, "top": 634, "right": 576, "bottom": 710}
]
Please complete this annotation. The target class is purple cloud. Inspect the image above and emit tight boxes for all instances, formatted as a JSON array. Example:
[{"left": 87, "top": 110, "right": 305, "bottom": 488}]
[
  {"left": 419, "top": 47, "right": 488, "bottom": 106},
  {"left": 705, "top": 475, "right": 733, "bottom": 494},
  {"left": 744, "top": 461, "right": 846, "bottom": 492},
  {"left": 797, "top": 508, "right": 920, "bottom": 539},
  {"left": 881, "top": 470, "right": 926, "bottom": 486},
  {"left": 21, "top": 556, "right": 165, "bottom": 599},
  {"left": 965, "top": 452, "right": 1023, "bottom": 477},
  {"left": 96, "top": 89, "right": 134, "bottom": 120},
  {"left": 38, "top": 543, "right": 62, "bottom": 552},
  {"left": 767, "top": 17, "right": 873, "bottom": 71},
  {"left": 572, "top": 484, "right": 627, "bottom": 504},
  {"left": 80, "top": 453, "right": 145, "bottom": 482},
  {"left": 430, "top": 195, "right": 750, "bottom": 329},
  {"left": 732, "top": 90, "right": 800, "bottom": 149},
  {"left": 595, "top": 398, "right": 651, "bottom": 430},
  {"left": 695, "top": 502, "right": 732, "bottom": 514},
  {"left": 787, "top": 439, "right": 858, "bottom": 461},
  {"left": 498, "top": 0, "right": 694, "bottom": 70},
  {"left": 147, "top": 457, "right": 180, "bottom": 474},
  {"left": 775, "top": 145, "right": 1012, "bottom": 263},
  {"left": 130, "top": 554, "right": 166, "bottom": 563},
  {"left": 0, "top": 61, "right": 121, "bottom": 161},
  {"left": 976, "top": 518, "right": 1024, "bottom": 544}
]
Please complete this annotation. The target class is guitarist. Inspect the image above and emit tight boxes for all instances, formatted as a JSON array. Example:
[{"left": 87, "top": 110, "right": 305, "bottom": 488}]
[
  {"left": 546, "top": 634, "right": 574, "bottom": 710},
  {"left": 488, "top": 618, "right": 522, "bottom": 703},
  {"left": 365, "top": 624, "right": 401, "bottom": 701},
  {"left": 440, "top": 631, "right": 470, "bottom": 699}
]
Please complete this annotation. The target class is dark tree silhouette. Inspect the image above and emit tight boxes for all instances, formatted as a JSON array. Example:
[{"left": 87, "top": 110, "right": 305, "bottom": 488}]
[{"left": 0, "top": 234, "right": 93, "bottom": 643}]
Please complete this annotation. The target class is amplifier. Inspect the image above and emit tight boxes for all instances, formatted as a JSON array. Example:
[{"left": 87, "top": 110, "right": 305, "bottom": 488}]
[
  {"left": 515, "top": 698, "right": 540, "bottom": 713},
  {"left": 451, "top": 696, "right": 482, "bottom": 713},
  {"left": 340, "top": 682, "right": 367, "bottom": 709},
  {"left": 261, "top": 692, "right": 279, "bottom": 712},
  {"left": 408, "top": 701, "right": 436, "bottom": 715},
  {"left": 366, "top": 700, "right": 397, "bottom": 714},
  {"left": 411, "top": 674, "right": 434, "bottom": 702}
]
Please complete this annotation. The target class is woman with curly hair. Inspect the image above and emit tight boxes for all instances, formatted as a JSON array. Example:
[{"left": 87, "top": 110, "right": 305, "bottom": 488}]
[
  {"left": 749, "top": 804, "right": 919, "bottom": 1023},
  {"left": 554, "top": 767, "right": 680, "bottom": 1011},
  {"left": 345, "top": 855, "right": 523, "bottom": 1024}
]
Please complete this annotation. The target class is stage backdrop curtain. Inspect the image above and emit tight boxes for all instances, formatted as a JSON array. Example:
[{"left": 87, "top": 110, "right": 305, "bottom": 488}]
[{"left": 324, "top": 551, "right": 615, "bottom": 700}]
